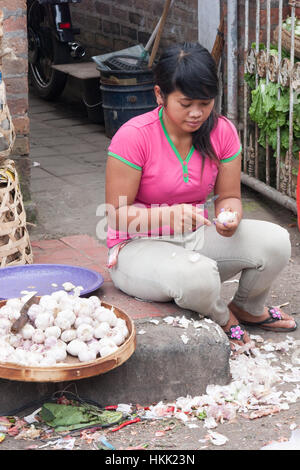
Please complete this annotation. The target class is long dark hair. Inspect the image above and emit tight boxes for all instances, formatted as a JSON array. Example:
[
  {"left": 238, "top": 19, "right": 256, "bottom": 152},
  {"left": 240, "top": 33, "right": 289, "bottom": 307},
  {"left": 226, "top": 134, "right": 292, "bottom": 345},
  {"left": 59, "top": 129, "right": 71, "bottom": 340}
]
[{"left": 154, "top": 42, "right": 219, "bottom": 166}]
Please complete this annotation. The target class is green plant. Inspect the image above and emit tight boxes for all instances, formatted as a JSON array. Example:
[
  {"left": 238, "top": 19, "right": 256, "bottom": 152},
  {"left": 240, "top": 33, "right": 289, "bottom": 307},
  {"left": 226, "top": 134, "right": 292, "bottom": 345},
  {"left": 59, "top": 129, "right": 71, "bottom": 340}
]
[{"left": 244, "top": 43, "right": 300, "bottom": 160}]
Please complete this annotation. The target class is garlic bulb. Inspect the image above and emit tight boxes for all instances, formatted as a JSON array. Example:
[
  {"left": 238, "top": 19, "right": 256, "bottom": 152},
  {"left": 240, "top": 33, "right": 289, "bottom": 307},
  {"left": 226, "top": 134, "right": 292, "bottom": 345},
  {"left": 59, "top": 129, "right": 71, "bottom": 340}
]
[
  {"left": 28, "top": 304, "right": 43, "bottom": 322},
  {"left": 88, "top": 296, "right": 101, "bottom": 309},
  {"left": 78, "top": 348, "right": 96, "bottom": 363},
  {"left": 66, "top": 339, "right": 87, "bottom": 357},
  {"left": 35, "top": 313, "right": 54, "bottom": 330},
  {"left": 54, "top": 310, "right": 76, "bottom": 330},
  {"left": 109, "top": 329, "right": 126, "bottom": 347},
  {"left": 9, "top": 333, "right": 23, "bottom": 348},
  {"left": 44, "top": 336, "right": 58, "bottom": 349},
  {"left": 32, "top": 329, "right": 45, "bottom": 344},
  {"left": 39, "top": 295, "right": 58, "bottom": 311},
  {"left": 93, "top": 307, "right": 118, "bottom": 327},
  {"left": 21, "top": 324, "right": 35, "bottom": 340},
  {"left": 217, "top": 210, "right": 237, "bottom": 224},
  {"left": 94, "top": 321, "right": 111, "bottom": 339},
  {"left": 76, "top": 323, "right": 94, "bottom": 342},
  {"left": 99, "top": 344, "right": 118, "bottom": 358},
  {"left": 51, "top": 290, "right": 69, "bottom": 303},
  {"left": 40, "top": 355, "right": 56, "bottom": 367},
  {"left": 74, "top": 315, "right": 93, "bottom": 328},
  {"left": 0, "top": 306, "right": 12, "bottom": 318},
  {"left": 45, "top": 326, "right": 61, "bottom": 339},
  {"left": 6, "top": 298, "right": 22, "bottom": 310},
  {"left": 61, "top": 329, "right": 77, "bottom": 343},
  {"left": 48, "top": 346, "right": 67, "bottom": 362},
  {"left": 0, "top": 318, "right": 11, "bottom": 333}
]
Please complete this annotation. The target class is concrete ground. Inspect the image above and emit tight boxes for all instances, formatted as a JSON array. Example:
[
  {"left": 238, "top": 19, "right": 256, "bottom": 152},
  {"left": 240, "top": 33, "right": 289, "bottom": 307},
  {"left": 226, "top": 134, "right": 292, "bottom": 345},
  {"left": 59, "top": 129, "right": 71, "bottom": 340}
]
[{"left": 1, "top": 88, "right": 300, "bottom": 450}]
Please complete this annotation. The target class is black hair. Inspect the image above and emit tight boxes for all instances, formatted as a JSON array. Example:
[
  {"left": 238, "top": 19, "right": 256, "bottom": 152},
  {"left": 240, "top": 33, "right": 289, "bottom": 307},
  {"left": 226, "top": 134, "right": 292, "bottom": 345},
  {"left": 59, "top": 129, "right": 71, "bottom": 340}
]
[{"left": 154, "top": 42, "right": 219, "bottom": 166}]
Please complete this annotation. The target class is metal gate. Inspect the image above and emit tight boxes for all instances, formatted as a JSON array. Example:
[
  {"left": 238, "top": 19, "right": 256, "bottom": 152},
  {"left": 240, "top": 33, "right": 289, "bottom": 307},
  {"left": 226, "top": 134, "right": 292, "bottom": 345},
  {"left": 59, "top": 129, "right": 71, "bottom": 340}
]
[{"left": 241, "top": 0, "right": 300, "bottom": 213}]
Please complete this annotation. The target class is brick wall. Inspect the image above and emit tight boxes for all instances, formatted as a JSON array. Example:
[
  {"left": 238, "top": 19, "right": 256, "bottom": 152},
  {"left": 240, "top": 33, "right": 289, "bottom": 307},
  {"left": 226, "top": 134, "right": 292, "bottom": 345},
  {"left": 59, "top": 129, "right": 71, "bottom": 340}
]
[
  {"left": 1, "top": 0, "right": 31, "bottom": 206},
  {"left": 70, "top": 0, "right": 198, "bottom": 59}
]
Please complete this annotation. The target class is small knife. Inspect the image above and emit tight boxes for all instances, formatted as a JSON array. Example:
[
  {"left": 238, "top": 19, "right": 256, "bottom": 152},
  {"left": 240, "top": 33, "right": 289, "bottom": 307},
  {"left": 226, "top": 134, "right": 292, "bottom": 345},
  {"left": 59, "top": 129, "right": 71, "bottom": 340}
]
[{"left": 11, "top": 295, "right": 40, "bottom": 334}]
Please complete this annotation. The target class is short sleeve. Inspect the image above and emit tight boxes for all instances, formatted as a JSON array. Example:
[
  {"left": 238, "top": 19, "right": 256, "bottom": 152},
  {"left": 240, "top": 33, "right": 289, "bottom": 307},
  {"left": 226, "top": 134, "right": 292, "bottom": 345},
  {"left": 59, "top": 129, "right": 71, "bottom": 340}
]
[
  {"left": 211, "top": 116, "right": 242, "bottom": 163},
  {"left": 108, "top": 124, "right": 146, "bottom": 171}
]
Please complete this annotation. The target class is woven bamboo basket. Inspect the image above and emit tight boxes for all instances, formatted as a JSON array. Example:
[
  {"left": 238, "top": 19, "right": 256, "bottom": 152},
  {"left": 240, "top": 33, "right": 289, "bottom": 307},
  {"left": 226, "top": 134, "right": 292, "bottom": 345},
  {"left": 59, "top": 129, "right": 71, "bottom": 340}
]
[
  {"left": 0, "top": 160, "right": 33, "bottom": 267},
  {"left": 273, "top": 26, "right": 300, "bottom": 60}
]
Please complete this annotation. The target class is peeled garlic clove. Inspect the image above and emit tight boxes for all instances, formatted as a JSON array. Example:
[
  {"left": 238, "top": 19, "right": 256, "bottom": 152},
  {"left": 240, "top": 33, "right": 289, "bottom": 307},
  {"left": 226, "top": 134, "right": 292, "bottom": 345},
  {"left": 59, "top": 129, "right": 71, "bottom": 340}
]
[
  {"left": 62, "top": 282, "right": 75, "bottom": 292},
  {"left": 217, "top": 211, "right": 237, "bottom": 224}
]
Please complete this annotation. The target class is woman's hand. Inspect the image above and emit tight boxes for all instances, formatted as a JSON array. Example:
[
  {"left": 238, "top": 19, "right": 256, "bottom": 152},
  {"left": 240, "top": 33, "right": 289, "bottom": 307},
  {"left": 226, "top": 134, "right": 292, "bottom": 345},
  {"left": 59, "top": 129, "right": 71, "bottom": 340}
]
[
  {"left": 214, "top": 206, "right": 240, "bottom": 237},
  {"left": 168, "top": 204, "right": 211, "bottom": 234}
]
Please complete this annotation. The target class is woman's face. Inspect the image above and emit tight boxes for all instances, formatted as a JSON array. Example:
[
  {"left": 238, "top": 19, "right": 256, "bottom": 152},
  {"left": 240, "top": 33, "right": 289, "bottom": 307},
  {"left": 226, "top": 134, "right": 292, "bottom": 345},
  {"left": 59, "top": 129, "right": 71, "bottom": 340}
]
[{"left": 154, "top": 86, "right": 215, "bottom": 135}]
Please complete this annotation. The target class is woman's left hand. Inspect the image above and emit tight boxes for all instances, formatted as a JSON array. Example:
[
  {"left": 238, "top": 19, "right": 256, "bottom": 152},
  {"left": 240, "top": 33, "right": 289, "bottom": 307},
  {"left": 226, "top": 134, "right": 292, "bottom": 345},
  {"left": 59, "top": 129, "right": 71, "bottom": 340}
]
[{"left": 214, "top": 207, "right": 240, "bottom": 237}]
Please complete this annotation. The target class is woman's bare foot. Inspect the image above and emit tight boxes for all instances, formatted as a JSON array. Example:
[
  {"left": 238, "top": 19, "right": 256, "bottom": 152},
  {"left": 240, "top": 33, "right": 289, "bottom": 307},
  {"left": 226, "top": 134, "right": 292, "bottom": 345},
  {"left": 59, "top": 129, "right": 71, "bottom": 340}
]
[
  {"left": 222, "top": 310, "right": 255, "bottom": 353},
  {"left": 228, "top": 301, "right": 297, "bottom": 331}
]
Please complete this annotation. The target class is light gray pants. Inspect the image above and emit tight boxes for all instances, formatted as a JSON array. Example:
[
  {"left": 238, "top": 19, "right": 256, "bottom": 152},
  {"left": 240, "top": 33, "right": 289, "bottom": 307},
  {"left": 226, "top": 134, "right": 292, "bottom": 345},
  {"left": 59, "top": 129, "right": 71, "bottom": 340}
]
[{"left": 108, "top": 220, "right": 291, "bottom": 326}]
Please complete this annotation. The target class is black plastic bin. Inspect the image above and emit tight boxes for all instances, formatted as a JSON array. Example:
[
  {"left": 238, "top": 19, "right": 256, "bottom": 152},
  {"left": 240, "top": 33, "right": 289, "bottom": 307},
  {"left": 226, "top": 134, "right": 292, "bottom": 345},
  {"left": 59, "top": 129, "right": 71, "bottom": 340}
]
[{"left": 99, "top": 68, "right": 157, "bottom": 138}]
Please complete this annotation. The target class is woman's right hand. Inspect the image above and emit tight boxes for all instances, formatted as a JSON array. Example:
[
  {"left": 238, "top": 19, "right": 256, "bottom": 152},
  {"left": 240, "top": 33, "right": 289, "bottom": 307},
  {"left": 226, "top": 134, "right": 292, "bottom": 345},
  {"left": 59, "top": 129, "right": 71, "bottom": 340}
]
[{"left": 165, "top": 204, "right": 211, "bottom": 234}]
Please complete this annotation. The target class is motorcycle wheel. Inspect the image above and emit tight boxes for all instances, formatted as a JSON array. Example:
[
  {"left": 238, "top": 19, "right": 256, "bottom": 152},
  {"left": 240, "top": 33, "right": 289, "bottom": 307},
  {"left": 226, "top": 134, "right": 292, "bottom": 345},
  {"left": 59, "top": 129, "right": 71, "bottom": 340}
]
[{"left": 27, "top": 0, "right": 70, "bottom": 100}]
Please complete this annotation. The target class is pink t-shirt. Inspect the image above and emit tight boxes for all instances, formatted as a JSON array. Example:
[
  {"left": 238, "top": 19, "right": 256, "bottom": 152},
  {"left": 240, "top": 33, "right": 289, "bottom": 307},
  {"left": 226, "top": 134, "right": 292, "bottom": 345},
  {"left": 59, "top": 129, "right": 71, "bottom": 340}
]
[{"left": 107, "top": 106, "right": 241, "bottom": 248}]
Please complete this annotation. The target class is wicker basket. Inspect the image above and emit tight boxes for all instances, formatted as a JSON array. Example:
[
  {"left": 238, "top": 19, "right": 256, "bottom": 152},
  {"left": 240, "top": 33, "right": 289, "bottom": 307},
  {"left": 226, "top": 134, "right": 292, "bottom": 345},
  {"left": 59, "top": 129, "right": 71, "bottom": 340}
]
[
  {"left": 273, "top": 26, "right": 300, "bottom": 60},
  {"left": 0, "top": 160, "right": 33, "bottom": 267}
]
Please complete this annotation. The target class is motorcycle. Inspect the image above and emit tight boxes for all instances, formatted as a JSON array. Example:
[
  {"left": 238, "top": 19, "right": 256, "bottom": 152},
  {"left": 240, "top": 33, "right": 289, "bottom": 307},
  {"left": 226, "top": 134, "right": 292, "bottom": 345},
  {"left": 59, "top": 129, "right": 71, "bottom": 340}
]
[{"left": 27, "top": 0, "right": 86, "bottom": 100}]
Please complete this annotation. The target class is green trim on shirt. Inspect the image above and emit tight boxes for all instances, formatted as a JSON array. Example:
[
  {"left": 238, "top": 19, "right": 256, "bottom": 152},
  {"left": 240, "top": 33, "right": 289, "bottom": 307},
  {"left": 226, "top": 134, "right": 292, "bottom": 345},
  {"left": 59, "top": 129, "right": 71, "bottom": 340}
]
[
  {"left": 108, "top": 151, "right": 142, "bottom": 170},
  {"left": 221, "top": 145, "right": 242, "bottom": 163},
  {"left": 159, "top": 107, "right": 194, "bottom": 183}
]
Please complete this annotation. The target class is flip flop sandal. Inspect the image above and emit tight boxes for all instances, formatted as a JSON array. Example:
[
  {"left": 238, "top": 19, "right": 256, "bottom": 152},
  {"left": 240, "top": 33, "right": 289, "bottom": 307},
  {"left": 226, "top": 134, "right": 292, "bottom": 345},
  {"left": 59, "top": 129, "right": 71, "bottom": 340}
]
[
  {"left": 225, "top": 324, "right": 246, "bottom": 343},
  {"left": 239, "top": 306, "right": 298, "bottom": 332}
]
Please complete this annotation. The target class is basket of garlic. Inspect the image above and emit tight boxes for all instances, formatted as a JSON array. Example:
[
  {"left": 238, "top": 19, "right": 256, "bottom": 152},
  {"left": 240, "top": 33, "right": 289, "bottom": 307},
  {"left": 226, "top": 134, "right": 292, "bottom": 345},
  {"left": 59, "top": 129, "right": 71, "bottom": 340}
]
[{"left": 0, "top": 291, "right": 136, "bottom": 382}]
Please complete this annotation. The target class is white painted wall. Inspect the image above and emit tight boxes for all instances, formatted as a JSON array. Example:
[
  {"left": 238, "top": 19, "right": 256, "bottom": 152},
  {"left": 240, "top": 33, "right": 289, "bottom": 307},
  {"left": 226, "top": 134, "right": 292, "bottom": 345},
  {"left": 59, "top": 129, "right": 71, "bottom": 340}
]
[{"left": 198, "top": 0, "right": 220, "bottom": 53}]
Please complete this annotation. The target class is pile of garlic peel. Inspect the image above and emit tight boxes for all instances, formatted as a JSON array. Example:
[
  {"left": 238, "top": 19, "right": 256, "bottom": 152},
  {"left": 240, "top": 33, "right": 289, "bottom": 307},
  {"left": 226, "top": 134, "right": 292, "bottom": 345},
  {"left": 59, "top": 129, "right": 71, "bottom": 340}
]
[{"left": 0, "top": 291, "right": 129, "bottom": 367}]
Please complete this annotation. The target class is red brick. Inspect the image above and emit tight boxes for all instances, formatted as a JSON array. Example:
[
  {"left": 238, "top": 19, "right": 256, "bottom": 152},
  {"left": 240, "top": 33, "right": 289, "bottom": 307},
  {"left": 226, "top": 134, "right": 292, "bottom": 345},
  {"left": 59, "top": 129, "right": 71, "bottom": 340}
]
[
  {"left": 4, "top": 15, "right": 27, "bottom": 33},
  {"left": 5, "top": 76, "right": 28, "bottom": 95},
  {"left": 6, "top": 97, "right": 28, "bottom": 116},
  {"left": 12, "top": 116, "right": 30, "bottom": 135}
]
